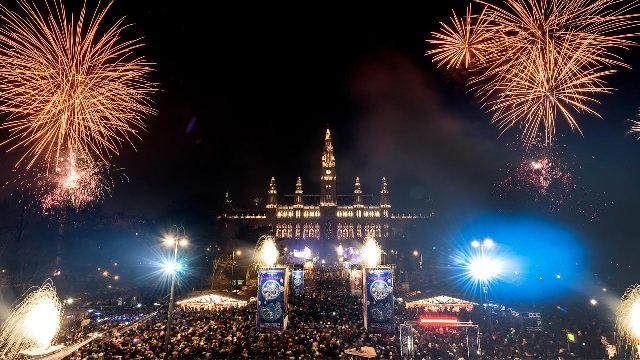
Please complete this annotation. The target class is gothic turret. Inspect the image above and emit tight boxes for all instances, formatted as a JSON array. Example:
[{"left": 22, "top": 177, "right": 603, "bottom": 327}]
[
  {"left": 294, "top": 177, "right": 303, "bottom": 208},
  {"left": 321, "top": 128, "right": 336, "bottom": 206},
  {"left": 267, "top": 177, "right": 277, "bottom": 209},
  {"left": 354, "top": 177, "right": 363, "bottom": 207},
  {"left": 224, "top": 192, "right": 233, "bottom": 210},
  {"left": 380, "top": 177, "right": 390, "bottom": 217}
]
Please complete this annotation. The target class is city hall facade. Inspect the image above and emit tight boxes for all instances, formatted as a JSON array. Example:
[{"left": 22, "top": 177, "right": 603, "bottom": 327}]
[{"left": 218, "top": 129, "right": 431, "bottom": 259}]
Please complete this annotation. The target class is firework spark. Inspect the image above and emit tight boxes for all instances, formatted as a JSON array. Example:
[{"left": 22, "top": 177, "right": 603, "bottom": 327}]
[
  {"left": 496, "top": 142, "right": 610, "bottom": 219},
  {"left": 428, "top": 0, "right": 640, "bottom": 145},
  {"left": 428, "top": 5, "right": 494, "bottom": 70},
  {"left": 496, "top": 143, "right": 573, "bottom": 209},
  {"left": 629, "top": 118, "right": 640, "bottom": 138},
  {"left": 254, "top": 235, "right": 280, "bottom": 267},
  {"left": 362, "top": 236, "right": 382, "bottom": 267},
  {"left": 40, "top": 152, "right": 110, "bottom": 211},
  {"left": 0, "top": 280, "right": 63, "bottom": 359},
  {"left": 616, "top": 284, "right": 640, "bottom": 349},
  {"left": 0, "top": 0, "right": 156, "bottom": 168},
  {"left": 6, "top": 152, "right": 118, "bottom": 213}
]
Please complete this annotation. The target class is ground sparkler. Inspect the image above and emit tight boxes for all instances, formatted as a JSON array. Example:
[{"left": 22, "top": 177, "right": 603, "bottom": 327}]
[{"left": 0, "top": 280, "right": 63, "bottom": 359}]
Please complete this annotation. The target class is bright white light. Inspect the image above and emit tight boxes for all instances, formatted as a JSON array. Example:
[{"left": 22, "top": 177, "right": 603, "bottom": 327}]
[
  {"left": 590, "top": 298, "right": 598, "bottom": 306},
  {"left": 179, "top": 239, "right": 188, "bottom": 247},
  {"left": 257, "top": 236, "right": 279, "bottom": 267},
  {"left": 471, "top": 240, "right": 480, "bottom": 248},
  {"left": 362, "top": 237, "right": 381, "bottom": 267},
  {"left": 163, "top": 236, "right": 175, "bottom": 247},
  {"left": 336, "top": 244, "right": 344, "bottom": 257},
  {"left": 163, "top": 261, "right": 179, "bottom": 274},
  {"left": 22, "top": 297, "right": 61, "bottom": 348},
  {"left": 630, "top": 300, "right": 640, "bottom": 338},
  {"left": 483, "top": 238, "right": 494, "bottom": 248},
  {"left": 468, "top": 256, "right": 502, "bottom": 281},
  {"left": 302, "top": 246, "right": 312, "bottom": 260},
  {"left": 66, "top": 298, "right": 73, "bottom": 305}
]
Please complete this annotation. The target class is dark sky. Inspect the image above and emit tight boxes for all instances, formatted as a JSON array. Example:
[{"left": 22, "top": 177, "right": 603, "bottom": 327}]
[{"left": 2, "top": 1, "right": 640, "bottom": 287}]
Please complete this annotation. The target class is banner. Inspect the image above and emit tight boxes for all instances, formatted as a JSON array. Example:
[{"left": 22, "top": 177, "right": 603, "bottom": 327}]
[
  {"left": 524, "top": 312, "right": 543, "bottom": 332},
  {"left": 257, "top": 267, "right": 288, "bottom": 331},
  {"left": 292, "top": 270, "right": 304, "bottom": 296},
  {"left": 350, "top": 268, "right": 363, "bottom": 296},
  {"left": 363, "top": 267, "right": 394, "bottom": 334}
]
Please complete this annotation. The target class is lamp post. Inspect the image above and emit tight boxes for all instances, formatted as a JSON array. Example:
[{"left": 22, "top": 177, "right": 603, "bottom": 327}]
[
  {"left": 163, "top": 226, "right": 187, "bottom": 354},
  {"left": 470, "top": 238, "right": 496, "bottom": 335},
  {"left": 413, "top": 250, "right": 422, "bottom": 269},
  {"left": 231, "top": 250, "right": 241, "bottom": 291}
]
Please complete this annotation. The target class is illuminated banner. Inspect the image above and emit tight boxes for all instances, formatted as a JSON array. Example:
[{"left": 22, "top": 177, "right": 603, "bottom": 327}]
[
  {"left": 257, "top": 267, "right": 288, "bottom": 331},
  {"left": 350, "top": 269, "right": 363, "bottom": 296},
  {"left": 363, "top": 267, "right": 394, "bottom": 334},
  {"left": 292, "top": 270, "right": 304, "bottom": 296}
]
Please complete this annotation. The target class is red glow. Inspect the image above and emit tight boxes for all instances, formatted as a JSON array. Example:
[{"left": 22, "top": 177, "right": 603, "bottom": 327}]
[{"left": 419, "top": 316, "right": 460, "bottom": 326}]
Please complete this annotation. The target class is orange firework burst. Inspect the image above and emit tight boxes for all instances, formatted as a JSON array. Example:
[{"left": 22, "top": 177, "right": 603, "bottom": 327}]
[
  {"left": 427, "top": 5, "right": 495, "bottom": 70},
  {"left": 0, "top": 0, "right": 156, "bottom": 168},
  {"left": 428, "top": 0, "right": 640, "bottom": 145}
]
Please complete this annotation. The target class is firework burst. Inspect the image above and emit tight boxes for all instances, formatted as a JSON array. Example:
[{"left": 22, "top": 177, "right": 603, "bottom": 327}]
[
  {"left": 254, "top": 235, "right": 280, "bottom": 267},
  {"left": 362, "top": 236, "right": 382, "bottom": 267},
  {"left": 40, "top": 152, "right": 111, "bottom": 211},
  {"left": 616, "top": 284, "right": 640, "bottom": 349},
  {"left": 6, "top": 152, "right": 123, "bottom": 213},
  {"left": 0, "top": 0, "right": 156, "bottom": 168},
  {"left": 496, "top": 141, "right": 610, "bottom": 219},
  {"left": 428, "top": 4, "right": 494, "bottom": 70},
  {"left": 0, "top": 279, "right": 63, "bottom": 359},
  {"left": 428, "top": 0, "right": 640, "bottom": 145},
  {"left": 496, "top": 142, "right": 573, "bottom": 210}
]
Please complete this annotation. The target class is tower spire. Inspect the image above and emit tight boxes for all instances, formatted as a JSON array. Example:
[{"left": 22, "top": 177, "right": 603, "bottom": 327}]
[
  {"left": 267, "top": 177, "right": 277, "bottom": 209},
  {"left": 321, "top": 128, "right": 336, "bottom": 206},
  {"left": 224, "top": 191, "right": 233, "bottom": 210},
  {"left": 322, "top": 128, "right": 335, "bottom": 168},
  {"left": 380, "top": 177, "right": 390, "bottom": 217},
  {"left": 294, "top": 176, "right": 303, "bottom": 207},
  {"left": 354, "top": 176, "right": 363, "bottom": 207}
]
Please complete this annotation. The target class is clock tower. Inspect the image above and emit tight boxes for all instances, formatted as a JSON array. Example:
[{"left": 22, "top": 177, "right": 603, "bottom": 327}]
[{"left": 320, "top": 128, "right": 336, "bottom": 206}]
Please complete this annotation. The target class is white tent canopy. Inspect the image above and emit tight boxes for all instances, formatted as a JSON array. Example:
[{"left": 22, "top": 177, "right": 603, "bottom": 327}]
[
  {"left": 177, "top": 292, "right": 247, "bottom": 310},
  {"left": 405, "top": 295, "right": 477, "bottom": 312}
]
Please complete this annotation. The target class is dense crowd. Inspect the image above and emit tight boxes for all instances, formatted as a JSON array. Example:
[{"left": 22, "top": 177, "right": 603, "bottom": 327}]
[{"left": 57, "top": 270, "right": 617, "bottom": 359}]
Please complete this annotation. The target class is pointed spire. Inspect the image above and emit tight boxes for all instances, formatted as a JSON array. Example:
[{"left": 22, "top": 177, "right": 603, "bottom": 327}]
[
  {"left": 322, "top": 128, "right": 335, "bottom": 168},
  {"left": 354, "top": 177, "right": 363, "bottom": 207},
  {"left": 294, "top": 177, "right": 303, "bottom": 207},
  {"left": 224, "top": 192, "right": 233, "bottom": 210},
  {"left": 380, "top": 177, "right": 390, "bottom": 210},
  {"left": 296, "top": 177, "right": 303, "bottom": 191},
  {"left": 267, "top": 177, "right": 277, "bottom": 209},
  {"left": 321, "top": 128, "right": 337, "bottom": 206}
]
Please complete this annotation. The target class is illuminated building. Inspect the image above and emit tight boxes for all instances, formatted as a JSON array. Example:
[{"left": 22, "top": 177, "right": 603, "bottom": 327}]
[{"left": 219, "top": 129, "right": 431, "bottom": 257}]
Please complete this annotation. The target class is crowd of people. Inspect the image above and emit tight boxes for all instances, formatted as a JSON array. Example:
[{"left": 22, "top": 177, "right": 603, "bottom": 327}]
[{"left": 56, "top": 269, "right": 618, "bottom": 359}]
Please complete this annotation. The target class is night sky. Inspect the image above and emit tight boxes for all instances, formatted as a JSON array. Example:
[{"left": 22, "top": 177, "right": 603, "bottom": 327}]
[{"left": 2, "top": 1, "right": 640, "bottom": 292}]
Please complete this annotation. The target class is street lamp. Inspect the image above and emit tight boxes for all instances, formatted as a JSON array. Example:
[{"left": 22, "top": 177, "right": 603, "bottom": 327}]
[
  {"left": 163, "top": 226, "right": 187, "bottom": 353},
  {"left": 468, "top": 238, "right": 499, "bottom": 335},
  {"left": 231, "top": 250, "right": 242, "bottom": 291},
  {"left": 413, "top": 250, "right": 422, "bottom": 269}
]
